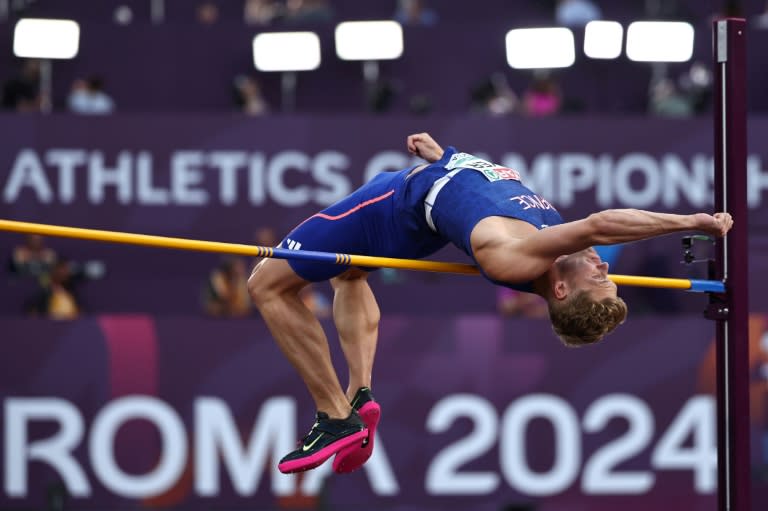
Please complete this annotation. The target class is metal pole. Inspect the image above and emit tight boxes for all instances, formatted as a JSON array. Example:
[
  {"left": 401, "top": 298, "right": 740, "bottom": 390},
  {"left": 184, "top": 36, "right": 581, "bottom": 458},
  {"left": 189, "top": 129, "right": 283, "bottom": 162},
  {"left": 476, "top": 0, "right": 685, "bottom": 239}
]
[
  {"left": 38, "top": 58, "right": 52, "bottom": 113},
  {"left": 150, "top": 0, "right": 165, "bottom": 24},
  {"left": 711, "top": 17, "right": 750, "bottom": 511},
  {"left": 363, "top": 60, "right": 380, "bottom": 111},
  {"left": 281, "top": 71, "right": 297, "bottom": 112}
]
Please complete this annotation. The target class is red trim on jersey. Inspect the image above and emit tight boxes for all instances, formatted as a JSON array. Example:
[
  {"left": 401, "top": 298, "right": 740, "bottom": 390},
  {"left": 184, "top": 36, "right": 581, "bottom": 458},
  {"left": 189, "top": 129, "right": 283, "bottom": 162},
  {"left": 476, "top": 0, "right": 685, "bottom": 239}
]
[{"left": 309, "top": 189, "right": 395, "bottom": 222}]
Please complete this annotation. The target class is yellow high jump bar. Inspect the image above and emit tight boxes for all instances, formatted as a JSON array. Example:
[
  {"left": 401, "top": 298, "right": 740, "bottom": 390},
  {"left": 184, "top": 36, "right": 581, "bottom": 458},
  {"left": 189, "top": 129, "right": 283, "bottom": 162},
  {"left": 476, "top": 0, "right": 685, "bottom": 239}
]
[{"left": 0, "top": 219, "right": 724, "bottom": 293}]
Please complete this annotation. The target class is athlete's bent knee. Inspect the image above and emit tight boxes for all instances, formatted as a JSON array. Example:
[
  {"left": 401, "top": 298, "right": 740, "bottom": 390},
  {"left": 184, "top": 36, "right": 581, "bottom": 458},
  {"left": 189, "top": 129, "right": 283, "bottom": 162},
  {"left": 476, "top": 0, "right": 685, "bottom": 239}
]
[
  {"left": 247, "top": 261, "right": 280, "bottom": 307},
  {"left": 247, "top": 259, "right": 308, "bottom": 308}
]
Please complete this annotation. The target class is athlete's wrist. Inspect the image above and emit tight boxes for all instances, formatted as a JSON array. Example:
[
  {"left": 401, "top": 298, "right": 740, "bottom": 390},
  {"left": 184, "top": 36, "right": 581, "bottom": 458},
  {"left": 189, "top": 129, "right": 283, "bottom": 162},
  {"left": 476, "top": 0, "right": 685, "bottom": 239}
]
[{"left": 690, "top": 212, "right": 715, "bottom": 232}]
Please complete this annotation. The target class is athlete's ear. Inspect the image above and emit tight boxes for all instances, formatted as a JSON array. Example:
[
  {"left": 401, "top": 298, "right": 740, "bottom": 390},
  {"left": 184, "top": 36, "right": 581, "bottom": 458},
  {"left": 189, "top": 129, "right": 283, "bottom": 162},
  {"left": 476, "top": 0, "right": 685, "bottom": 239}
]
[{"left": 553, "top": 280, "right": 569, "bottom": 300}]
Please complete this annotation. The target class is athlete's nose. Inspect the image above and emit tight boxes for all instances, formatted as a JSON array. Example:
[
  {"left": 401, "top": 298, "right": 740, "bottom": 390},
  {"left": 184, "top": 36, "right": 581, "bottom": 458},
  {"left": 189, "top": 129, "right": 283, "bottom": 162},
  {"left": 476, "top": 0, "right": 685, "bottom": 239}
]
[{"left": 598, "top": 261, "right": 609, "bottom": 273}]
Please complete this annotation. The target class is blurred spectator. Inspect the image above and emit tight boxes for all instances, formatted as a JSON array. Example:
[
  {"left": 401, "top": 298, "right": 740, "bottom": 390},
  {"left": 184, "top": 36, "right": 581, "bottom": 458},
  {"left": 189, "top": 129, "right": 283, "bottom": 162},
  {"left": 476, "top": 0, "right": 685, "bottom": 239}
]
[
  {"left": 233, "top": 75, "right": 270, "bottom": 116},
  {"left": 555, "top": 0, "right": 602, "bottom": 27},
  {"left": 522, "top": 74, "right": 562, "bottom": 117},
  {"left": 253, "top": 226, "right": 279, "bottom": 267},
  {"left": 720, "top": 0, "right": 742, "bottom": 17},
  {"left": 299, "top": 284, "right": 331, "bottom": 319},
  {"left": 758, "top": 328, "right": 768, "bottom": 477},
  {"left": 203, "top": 256, "right": 252, "bottom": 317},
  {"left": 366, "top": 79, "right": 400, "bottom": 113},
  {"left": 394, "top": 0, "right": 438, "bottom": 26},
  {"left": 196, "top": 1, "right": 220, "bottom": 24},
  {"left": 27, "top": 259, "right": 82, "bottom": 320},
  {"left": 470, "top": 72, "right": 519, "bottom": 116},
  {"left": 497, "top": 288, "right": 548, "bottom": 318},
  {"left": 3, "top": 0, "right": 37, "bottom": 17},
  {"left": 244, "top": 0, "right": 283, "bottom": 25},
  {"left": 1, "top": 59, "right": 41, "bottom": 112},
  {"left": 284, "top": 0, "right": 333, "bottom": 24},
  {"left": 757, "top": 2, "right": 768, "bottom": 28},
  {"left": 408, "top": 93, "right": 434, "bottom": 115},
  {"left": 649, "top": 78, "right": 693, "bottom": 118},
  {"left": 113, "top": 4, "right": 134, "bottom": 25},
  {"left": 676, "top": 61, "right": 712, "bottom": 115},
  {"left": 67, "top": 76, "right": 115, "bottom": 115},
  {"left": 255, "top": 226, "right": 278, "bottom": 247},
  {"left": 9, "top": 236, "right": 104, "bottom": 317},
  {"left": 9, "top": 234, "right": 57, "bottom": 279},
  {"left": 378, "top": 267, "right": 405, "bottom": 285}
]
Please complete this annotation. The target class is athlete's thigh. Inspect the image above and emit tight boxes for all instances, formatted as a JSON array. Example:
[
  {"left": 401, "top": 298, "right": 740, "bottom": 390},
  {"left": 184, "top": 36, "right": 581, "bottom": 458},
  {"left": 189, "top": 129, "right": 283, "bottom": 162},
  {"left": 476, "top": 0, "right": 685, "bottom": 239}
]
[
  {"left": 281, "top": 185, "right": 396, "bottom": 281},
  {"left": 280, "top": 212, "right": 367, "bottom": 282}
]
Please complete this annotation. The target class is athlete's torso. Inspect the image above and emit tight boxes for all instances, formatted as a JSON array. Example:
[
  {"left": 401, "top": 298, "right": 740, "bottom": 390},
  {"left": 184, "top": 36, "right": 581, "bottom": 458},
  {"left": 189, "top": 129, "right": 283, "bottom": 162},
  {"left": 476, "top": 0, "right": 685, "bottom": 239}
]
[{"left": 410, "top": 147, "right": 564, "bottom": 257}]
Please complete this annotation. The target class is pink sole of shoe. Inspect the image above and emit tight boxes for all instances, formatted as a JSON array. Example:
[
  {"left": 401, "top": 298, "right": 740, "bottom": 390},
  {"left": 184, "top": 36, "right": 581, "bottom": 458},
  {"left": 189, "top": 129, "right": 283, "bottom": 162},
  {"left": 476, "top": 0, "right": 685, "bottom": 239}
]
[
  {"left": 332, "top": 402, "right": 381, "bottom": 474},
  {"left": 278, "top": 430, "right": 368, "bottom": 474}
]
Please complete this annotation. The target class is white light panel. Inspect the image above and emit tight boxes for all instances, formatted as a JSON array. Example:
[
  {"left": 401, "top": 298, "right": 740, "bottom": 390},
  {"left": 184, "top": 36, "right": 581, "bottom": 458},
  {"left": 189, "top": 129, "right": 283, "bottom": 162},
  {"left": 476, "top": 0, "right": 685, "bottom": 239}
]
[
  {"left": 253, "top": 32, "right": 321, "bottom": 72},
  {"left": 626, "top": 21, "right": 694, "bottom": 62},
  {"left": 335, "top": 21, "right": 404, "bottom": 61},
  {"left": 13, "top": 18, "right": 80, "bottom": 59},
  {"left": 505, "top": 28, "right": 575, "bottom": 69},
  {"left": 584, "top": 21, "right": 623, "bottom": 59}
]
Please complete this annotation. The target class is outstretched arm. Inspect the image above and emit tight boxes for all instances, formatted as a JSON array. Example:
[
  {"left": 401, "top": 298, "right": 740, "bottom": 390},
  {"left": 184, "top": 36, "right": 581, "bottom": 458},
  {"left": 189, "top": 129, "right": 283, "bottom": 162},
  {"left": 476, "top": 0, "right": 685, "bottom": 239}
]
[
  {"left": 539, "top": 209, "right": 733, "bottom": 256},
  {"left": 407, "top": 132, "right": 444, "bottom": 163},
  {"left": 475, "top": 209, "right": 733, "bottom": 283}
]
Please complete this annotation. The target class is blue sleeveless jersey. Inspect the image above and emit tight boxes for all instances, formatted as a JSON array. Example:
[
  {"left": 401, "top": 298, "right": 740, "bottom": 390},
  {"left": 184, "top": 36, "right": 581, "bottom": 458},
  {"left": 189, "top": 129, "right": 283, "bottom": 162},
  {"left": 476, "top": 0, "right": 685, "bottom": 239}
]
[
  {"left": 413, "top": 147, "right": 563, "bottom": 256},
  {"left": 281, "top": 146, "right": 563, "bottom": 290}
]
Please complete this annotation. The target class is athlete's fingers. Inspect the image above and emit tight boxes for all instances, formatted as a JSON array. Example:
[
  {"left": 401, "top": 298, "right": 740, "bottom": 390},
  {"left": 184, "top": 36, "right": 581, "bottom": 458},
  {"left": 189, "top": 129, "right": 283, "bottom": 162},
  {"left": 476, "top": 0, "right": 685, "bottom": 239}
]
[
  {"left": 711, "top": 212, "right": 733, "bottom": 236},
  {"left": 406, "top": 134, "right": 421, "bottom": 154},
  {"left": 408, "top": 135, "right": 431, "bottom": 157},
  {"left": 714, "top": 212, "right": 733, "bottom": 233},
  {"left": 714, "top": 212, "right": 732, "bottom": 224},
  {"left": 406, "top": 132, "right": 442, "bottom": 162}
]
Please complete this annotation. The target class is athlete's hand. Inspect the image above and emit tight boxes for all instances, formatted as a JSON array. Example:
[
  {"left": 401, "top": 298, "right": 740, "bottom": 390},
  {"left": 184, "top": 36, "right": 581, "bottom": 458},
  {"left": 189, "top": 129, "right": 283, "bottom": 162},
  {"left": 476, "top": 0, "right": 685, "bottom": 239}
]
[
  {"left": 407, "top": 132, "right": 444, "bottom": 163},
  {"left": 696, "top": 212, "right": 734, "bottom": 237}
]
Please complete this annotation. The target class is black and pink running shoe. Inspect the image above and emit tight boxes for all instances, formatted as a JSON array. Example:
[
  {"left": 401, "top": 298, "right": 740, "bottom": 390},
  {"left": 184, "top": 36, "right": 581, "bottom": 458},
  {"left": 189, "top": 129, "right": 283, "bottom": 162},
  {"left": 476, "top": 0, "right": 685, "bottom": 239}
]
[
  {"left": 278, "top": 410, "right": 367, "bottom": 474},
  {"left": 332, "top": 387, "right": 381, "bottom": 474}
]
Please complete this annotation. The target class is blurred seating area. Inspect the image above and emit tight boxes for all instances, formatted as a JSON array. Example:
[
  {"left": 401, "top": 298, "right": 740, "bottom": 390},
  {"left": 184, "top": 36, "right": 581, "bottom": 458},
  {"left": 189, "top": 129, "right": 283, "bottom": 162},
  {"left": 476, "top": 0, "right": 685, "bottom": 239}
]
[{"left": 1, "top": 0, "right": 767, "bottom": 115}]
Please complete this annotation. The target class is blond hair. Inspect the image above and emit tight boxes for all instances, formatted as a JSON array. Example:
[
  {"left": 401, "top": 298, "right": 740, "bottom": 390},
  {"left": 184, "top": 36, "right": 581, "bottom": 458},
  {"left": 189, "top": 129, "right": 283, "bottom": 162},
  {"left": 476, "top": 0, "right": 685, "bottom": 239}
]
[{"left": 548, "top": 291, "right": 628, "bottom": 347}]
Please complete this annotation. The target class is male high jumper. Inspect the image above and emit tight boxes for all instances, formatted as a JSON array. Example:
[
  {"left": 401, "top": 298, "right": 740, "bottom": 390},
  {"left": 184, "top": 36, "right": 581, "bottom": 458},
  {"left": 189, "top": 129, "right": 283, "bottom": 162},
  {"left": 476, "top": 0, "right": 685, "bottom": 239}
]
[{"left": 248, "top": 132, "right": 733, "bottom": 475}]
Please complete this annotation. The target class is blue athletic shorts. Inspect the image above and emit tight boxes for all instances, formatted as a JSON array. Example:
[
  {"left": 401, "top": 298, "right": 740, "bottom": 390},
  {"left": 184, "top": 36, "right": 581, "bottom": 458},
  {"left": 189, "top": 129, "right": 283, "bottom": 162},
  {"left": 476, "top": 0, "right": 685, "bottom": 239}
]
[{"left": 280, "top": 168, "right": 448, "bottom": 282}]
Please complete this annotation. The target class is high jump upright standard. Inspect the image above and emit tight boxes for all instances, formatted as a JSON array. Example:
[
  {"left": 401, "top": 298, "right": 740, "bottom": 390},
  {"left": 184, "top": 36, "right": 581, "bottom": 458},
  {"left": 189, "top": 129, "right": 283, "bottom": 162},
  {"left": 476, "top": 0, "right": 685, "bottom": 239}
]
[{"left": 711, "top": 17, "right": 749, "bottom": 511}]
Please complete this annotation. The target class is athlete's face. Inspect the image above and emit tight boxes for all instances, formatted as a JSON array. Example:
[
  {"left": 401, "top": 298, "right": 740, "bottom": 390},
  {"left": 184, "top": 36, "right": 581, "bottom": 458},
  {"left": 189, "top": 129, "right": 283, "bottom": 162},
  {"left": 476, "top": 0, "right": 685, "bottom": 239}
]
[{"left": 554, "top": 248, "right": 617, "bottom": 300}]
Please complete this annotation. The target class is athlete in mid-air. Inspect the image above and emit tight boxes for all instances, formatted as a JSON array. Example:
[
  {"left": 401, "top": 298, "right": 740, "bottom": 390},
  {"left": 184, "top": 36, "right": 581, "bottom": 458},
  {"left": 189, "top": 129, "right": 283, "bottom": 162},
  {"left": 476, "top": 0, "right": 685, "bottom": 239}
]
[{"left": 248, "top": 132, "right": 733, "bottom": 475}]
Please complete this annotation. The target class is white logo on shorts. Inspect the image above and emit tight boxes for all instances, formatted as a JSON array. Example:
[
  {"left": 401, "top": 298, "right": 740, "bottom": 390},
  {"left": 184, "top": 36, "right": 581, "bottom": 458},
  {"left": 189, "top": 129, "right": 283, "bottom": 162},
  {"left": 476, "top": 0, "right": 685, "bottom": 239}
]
[{"left": 285, "top": 238, "right": 302, "bottom": 250}]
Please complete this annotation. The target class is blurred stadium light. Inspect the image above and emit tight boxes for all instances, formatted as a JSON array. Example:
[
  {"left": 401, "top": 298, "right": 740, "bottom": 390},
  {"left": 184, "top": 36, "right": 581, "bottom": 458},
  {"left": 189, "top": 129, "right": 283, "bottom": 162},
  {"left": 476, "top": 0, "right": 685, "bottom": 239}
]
[
  {"left": 584, "top": 21, "right": 623, "bottom": 60},
  {"left": 626, "top": 21, "right": 695, "bottom": 62},
  {"left": 252, "top": 32, "right": 321, "bottom": 72},
  {"left": 334, "top": 21, "right": 404, "bottom": 61},
  {"left": 334, "top": 20, "right": 404, "bottom": 110},
  {"left": 505, "top": 27, "right": 575, "bottom": 69},
  {"left": 13, "top": 18, "right": 80, "bottom": 59},
  {"left": 252, "top": 31, "right": 321, "bottom": 112},
  {"left": 13, "top": 18, "right": 80, "bottom": 114}
]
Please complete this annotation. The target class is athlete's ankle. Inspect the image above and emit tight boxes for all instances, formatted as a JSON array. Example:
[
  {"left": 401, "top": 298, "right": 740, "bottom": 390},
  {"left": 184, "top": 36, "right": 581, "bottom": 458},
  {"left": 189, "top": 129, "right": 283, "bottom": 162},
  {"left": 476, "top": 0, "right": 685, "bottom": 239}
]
[
  {"left": 322, "top": 406, "right": 354, "bottom": 421},
  {"left": 346, "top": 384, "right": 371, "bottom": 401}
]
